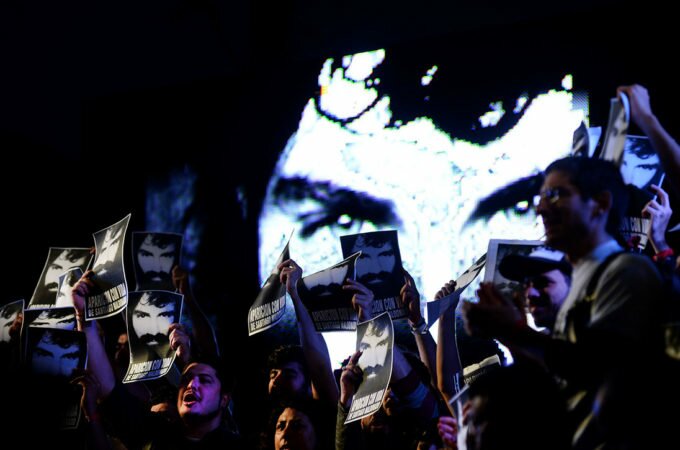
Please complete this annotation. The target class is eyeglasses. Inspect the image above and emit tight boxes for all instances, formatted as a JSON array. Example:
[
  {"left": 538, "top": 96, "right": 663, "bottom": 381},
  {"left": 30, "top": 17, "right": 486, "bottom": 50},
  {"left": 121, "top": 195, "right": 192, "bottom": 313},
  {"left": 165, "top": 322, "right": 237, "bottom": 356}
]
[{"left": 534, "top": 186, "right": 573, "bottom": 206}]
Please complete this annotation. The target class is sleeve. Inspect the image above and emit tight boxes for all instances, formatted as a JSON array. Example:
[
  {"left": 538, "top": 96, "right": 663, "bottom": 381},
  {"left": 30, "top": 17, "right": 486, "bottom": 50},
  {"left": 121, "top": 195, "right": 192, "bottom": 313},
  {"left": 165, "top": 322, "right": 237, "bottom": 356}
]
[{"left": 335, "top": 402, "right": 364, "bottom": 450}]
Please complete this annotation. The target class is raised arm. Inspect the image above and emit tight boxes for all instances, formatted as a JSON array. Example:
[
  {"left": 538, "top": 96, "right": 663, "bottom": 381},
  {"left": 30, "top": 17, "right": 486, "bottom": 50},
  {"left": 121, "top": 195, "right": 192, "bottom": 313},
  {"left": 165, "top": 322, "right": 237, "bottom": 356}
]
[
  {"left": 619, "top": 84, "right": 680, "bottom": 195},
  {"left": 280, "top": 259, "right": 339, "bottom": 405},
  {"left": 72, "top": 271, "right": 116, "bottom": 398},
  {"left": 643, "top": 184, "right": 673, "bottom": 254},
  {"left": 401, "top": 268, "right": 437, "bottom": 387},
  {"left": 434, "top": 280, "right": 462, "bottom": 403},
  {"left": 172, "top": 266, "right": 220, "bottom": 359}
]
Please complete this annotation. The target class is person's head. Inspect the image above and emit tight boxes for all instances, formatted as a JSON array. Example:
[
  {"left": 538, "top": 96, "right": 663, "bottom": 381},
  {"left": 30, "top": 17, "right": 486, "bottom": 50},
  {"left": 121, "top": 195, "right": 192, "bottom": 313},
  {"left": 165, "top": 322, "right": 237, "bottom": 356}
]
[
  {"left": 30, "top": 329, "right": 84, "bottom": 378},
  {"left": 498, "top": 247, "right": 571, "bottom": 329},
  {"left": 177, "top": 359, "right": 232, "bottom": 426},
  {"left": 360, "top": 349, "right": 437, "bottom": 440},
  {"left": 620, "top": 137, "right": 662, "bottom": 190},
  {"left": 465, "top": 362, "right": 570, "bottom": 450},
  {"left": 29, "top": 308, "right": 76, "bottom": 330},
  {"left": 537, "top": 157, "right": 628, "bottom": 255},
  {"left": 357, "top": 318, "right": 391, "bottom": 380},
  {"left": 264, "top": 398, "right": 332, "bottom": 450},
  {"left": 130, "top": 291, "right": 176, "bottom": 351},
  {"left": 44, "top": 249, "right": 89, "bottom": 294},
  {"left": 267, "top": 345, "right": 311, "bottom": 401},
  {"left": 135, "top": 233, "right": 180, "bottom": 289}
]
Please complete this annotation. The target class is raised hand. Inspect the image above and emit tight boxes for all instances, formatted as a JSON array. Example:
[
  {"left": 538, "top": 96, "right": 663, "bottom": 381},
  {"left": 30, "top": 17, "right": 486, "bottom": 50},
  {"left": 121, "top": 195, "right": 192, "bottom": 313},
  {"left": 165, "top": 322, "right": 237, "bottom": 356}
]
[
  {"left": 339, "top": 350, "right": 364, "bottom": 408},
  {"left": 401, "top": 269, "right": 423, "bottom": 326},
  {"left": 462, "top": 282, "right": 526, "bottom": 340},
  {"left": 71, "top": 270, "right": 96, "bottom": 328},
  {"left": 437, "top": 415, "right": 460, "bottom": 449},
  {"left": 169, "top": 323, "right": 191, "bottom": 365},
  {"left": 618, "top": 84, "right": 654, "bottom": 132},
  {"left": 435, "top": 280, "right": 457, "bottom": 300},
  {"left": 278, "top": 258, "right": 303, "bottom": 298},
  {"left": 643, "top": 184, "right": 673, "bottom": 253},
  {"left": 343, "top": 278, "right": 375, "bottom": 322}
]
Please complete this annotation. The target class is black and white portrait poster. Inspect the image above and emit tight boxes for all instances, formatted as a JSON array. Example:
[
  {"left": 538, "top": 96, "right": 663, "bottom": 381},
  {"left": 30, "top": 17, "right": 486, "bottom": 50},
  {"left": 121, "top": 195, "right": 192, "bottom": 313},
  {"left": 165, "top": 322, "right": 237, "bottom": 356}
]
[
  {"left": 26, "top": 327, "right": 87, "bottom": 379},
  {"left": 426, "top": 253, "right": 486, "bottom": 327},
  {"left": 132, "top": 231, "right": 183, "bottom": 291},
  {"left": 484, "top": 239, "right": 544, "bottom": 303},
  {"left": 598, "top": 91, "right": 629, "bottom": 163},
  {"left": 297, "top": 252, "right": 360, "bottom": 332},
  {"left": 618, "top": 135, "right": 666, "bottom": 251},
  {"left": 86, "top": 214, "right": 131, "bottom": 320},
  {"left": 340, "top": 230, "right": 407, "bottom": 320},
  {"left": 123, "top": 290, "right": 183, "bottom": 383},
  {"left": 345, "top": 312, "right": 394, "bottom": 424},
  {"left": 0, "top": 299, "right": 24, "bottom": 344},
  {"left": 25, "top": 327, "right": 87, "bottom": 430},
  {"left": 55, "top": 267, "right": 84, "bottom": 309},
  {"left": 248, "top": 240, "right": 290, "bottom": 336},
  {"left": 27, "top": 247, "right": 92, "bottom": 310},
  {"left": 25, "top": 307, "right": 77, "bottom": 331}
]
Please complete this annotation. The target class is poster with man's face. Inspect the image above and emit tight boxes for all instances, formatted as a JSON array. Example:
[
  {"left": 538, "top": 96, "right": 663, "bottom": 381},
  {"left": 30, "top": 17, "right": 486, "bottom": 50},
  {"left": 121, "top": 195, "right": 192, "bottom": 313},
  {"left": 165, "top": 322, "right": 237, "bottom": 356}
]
[
  {"left": 618, "top": 135, "right": 665, "bottom": 251},
  {"left": 0, "top": 299, "right": 24, "bottom": 344},
  {"left": 25, "top": 327, "right": 86, "bottom": 430},
  {"left": 26, "top": 327, "right": 87, "bottom": 379},
  {"left": 123, "top": 290, "right": 183, "bottom": 383},
  {"left": 619, "top": 135, "right": 664, "bottom": 192},
  {"left": 340, "top": 230, "right": 406, "bottom": 319},
  {"left": 55, "top": 267, "right": 83, "bottom": 309},
  {"left": 296, "top": 252, "right": 359, "bottom": 332},
  {"left": 25, "top": 307, "right": 77, "bottom": 331},
  {"left": 27, "top": 247, "right": 91, "bottom": 310},
  {"left": 248, "top": 240, "right": 289, "bottom": 336},
  {"left": 345, "top": 312, "right": 393, "bottom": 424},
  {"left": 86, "top": 214, "right": 131, "bottom": 320},
  {"left": 132, "top": 231, "right": 183, "bottom": 291}
]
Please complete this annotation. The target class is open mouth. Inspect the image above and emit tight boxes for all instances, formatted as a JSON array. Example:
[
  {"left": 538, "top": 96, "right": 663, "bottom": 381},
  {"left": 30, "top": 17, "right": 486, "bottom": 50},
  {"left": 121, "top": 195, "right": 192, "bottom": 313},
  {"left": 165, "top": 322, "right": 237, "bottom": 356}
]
[{"left": 183, "top": 390, "right": 200, "bottom": 406}]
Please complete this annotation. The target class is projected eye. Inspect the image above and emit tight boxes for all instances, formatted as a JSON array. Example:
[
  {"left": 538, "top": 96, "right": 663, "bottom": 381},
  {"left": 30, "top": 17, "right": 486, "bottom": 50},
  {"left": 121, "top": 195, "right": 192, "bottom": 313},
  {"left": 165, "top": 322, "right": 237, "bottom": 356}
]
[
  {"left": 273, "top": 176, "right": 401, "bottom": 238},
  {"left": 638, "top": 163, "right": 659, "bottom": 171},
  {"left": 297, "top": 198, "right": 397, "bottom": 237}
]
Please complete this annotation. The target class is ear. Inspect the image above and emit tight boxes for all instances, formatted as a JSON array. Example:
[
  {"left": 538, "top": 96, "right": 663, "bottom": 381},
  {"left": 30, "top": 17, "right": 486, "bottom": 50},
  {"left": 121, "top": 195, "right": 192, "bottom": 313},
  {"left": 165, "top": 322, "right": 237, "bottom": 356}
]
[{"left": 592, "top": 191, "right": 612, "bottom": 217}]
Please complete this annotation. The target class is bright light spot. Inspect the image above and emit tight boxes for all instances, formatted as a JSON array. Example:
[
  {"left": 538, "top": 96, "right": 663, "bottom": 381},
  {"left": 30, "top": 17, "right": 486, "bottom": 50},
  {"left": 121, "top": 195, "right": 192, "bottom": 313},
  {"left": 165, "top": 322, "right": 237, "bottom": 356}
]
[
  {"left": 421, "top": 65, "right": 438, "bottom": 86},
  {"left": 514, "top": 95, "right": 528, "bottom": 113},
  {"left": 479, "top": 101, "right": 505, "bottom": 127},
  {"left": 562, "top": 74, "right": 573, "bottom": 90}
]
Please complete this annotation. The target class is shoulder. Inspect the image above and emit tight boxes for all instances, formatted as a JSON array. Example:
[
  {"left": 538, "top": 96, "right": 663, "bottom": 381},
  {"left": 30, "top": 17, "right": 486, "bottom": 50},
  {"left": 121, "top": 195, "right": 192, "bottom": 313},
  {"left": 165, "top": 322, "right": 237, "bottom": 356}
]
[
  {"left": 607, "top": 252, "right": 660, "bottom": 276},
  {"left": 599, "top": 252, "right": 662, "bottom": 290}
]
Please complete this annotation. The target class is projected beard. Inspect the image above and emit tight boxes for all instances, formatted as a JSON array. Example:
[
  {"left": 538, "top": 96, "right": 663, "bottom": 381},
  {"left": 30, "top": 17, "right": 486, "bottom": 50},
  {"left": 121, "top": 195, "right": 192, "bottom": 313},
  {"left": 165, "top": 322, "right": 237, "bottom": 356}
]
[{"left": 258, "top": 48, "right": 585, "bottom": 363}]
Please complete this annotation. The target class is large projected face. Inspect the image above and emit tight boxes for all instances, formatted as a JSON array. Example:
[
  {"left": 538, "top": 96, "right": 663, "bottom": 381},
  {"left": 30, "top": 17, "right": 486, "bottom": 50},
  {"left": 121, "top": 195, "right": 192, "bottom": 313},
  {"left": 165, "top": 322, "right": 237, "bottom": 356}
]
[{"left": 259, "top": 49, "right": 585, "bottom": 363}]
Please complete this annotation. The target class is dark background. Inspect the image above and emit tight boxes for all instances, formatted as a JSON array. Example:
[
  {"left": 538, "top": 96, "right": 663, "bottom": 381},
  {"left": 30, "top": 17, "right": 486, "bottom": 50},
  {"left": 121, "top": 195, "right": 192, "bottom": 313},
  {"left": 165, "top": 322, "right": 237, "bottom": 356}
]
[{"left": 2, "top": 0, "right": 678, "bottom": 441}]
